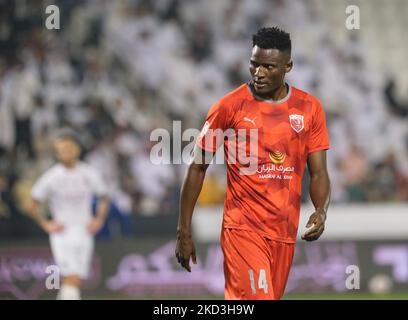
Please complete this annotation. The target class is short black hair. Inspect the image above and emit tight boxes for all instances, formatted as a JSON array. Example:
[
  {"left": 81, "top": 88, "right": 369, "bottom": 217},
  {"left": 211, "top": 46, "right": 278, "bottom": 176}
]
[
  {"left": 252, "top": 27, "right": 291, "bottom": 56},
  {"left": 55, "top": 127, "right": 81, "bottom": 147}
]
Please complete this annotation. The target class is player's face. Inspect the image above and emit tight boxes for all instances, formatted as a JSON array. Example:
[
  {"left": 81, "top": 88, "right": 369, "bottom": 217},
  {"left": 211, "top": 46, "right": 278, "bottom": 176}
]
[
  {"left": 249, "top": 46, "right": 292, "bottom": 97},
  {"left": 54, "top": 139, "right": 80, "bottom": 166}
]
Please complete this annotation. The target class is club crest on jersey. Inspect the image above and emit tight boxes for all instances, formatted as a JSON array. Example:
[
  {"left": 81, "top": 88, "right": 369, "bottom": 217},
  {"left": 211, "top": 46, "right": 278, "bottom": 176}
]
[{"left": 289, "top": 114, "right": 304, "bottom": 133}]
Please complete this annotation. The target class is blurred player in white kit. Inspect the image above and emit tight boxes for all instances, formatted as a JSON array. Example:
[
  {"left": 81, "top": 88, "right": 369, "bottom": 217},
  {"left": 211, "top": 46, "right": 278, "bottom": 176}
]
[{"left": 28, "top": 128, "right": 109, "bottom": 300}]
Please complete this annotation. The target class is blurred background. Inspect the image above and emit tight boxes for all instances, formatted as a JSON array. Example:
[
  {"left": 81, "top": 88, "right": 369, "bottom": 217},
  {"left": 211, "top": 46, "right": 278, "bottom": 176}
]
[{"left": 1, "top": 0, "right": 408, "bottom": 299}]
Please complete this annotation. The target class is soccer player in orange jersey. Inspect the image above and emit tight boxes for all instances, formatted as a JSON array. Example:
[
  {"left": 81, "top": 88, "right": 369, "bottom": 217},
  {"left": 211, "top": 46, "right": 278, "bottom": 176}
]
[{"left": 175, "top": 27, "right": 331, "bottom": 300}]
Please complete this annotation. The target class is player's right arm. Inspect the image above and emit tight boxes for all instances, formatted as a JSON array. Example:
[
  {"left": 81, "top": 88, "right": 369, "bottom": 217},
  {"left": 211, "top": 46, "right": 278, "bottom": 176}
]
[
  {"left": 27, "top": 198, "right": 64, "bottom": 233},
  {"left": 176, "top": 147, "right": 213, "bottom": 272},
  {"left": 28, "top": 170, "right": 64, "bottom": 234},
  {"left": 176, "top": 98, "right": 230, "bottom": 272}
]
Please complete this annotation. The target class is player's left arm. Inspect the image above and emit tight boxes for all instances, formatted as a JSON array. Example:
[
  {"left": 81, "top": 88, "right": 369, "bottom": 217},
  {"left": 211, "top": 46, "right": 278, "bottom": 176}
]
[
  {"left": 88, "top": 195, "right": 110, "bottom": 235},
  {"left": 301, "top": 150, "right": 331, "bottom": 241},
  {"left": 87, "top": 166, "right": 110, "bottom": 235}
]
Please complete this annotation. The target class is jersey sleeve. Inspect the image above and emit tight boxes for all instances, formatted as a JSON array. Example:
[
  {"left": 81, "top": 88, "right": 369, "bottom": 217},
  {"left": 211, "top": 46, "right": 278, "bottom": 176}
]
[
  {"left": 87, "top": 167, "right": 109, "bottom": 197},
  {"left": 31, "top": 172, "right": 52, "bottom": 202},
  {"left": 196, "top": 100, "right": 230, "bottom": 153},
  {"left": 307, "top": 98, "right": 330, "bottom": 153}
]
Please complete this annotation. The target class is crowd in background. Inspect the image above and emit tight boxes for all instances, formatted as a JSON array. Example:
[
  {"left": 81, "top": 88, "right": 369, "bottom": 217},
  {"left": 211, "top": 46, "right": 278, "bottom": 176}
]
[{"left": 0, "top": 0, "right": 407, "bottom": 233}]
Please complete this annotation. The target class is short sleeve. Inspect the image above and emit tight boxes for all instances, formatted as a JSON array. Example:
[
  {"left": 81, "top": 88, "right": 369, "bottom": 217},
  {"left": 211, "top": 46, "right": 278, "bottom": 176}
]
[
  {"left": 196, "top": 100, "right": 229, "bottom": 153},
  {"left": 87, "top": 167, "right": 109, "bottom": 197},
  {"left": 308, "top": 98, "right": 330, "bottom": 153},
  {"left": 31, "top": 172, "right": 52, "bottom": 202}
]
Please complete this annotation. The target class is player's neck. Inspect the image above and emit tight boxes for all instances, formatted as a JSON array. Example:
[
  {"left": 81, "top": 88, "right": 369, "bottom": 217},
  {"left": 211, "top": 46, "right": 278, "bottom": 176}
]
[
  {"left": 61, "top": 161, "right": 79, "bottom": 169},
  {"left": 270, "top": 83, "right": 288, "bottom": 101}
]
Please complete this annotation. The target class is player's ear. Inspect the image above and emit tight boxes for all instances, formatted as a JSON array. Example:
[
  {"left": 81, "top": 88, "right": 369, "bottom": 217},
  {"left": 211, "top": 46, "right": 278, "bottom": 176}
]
[{"left": 285, "top": 60, "right": 293, "bottom": 74}]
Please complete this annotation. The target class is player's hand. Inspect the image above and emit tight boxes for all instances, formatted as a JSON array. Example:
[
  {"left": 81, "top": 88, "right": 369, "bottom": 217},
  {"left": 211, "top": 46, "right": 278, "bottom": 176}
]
[
  {"left": 301, "top": 209, "right": 326, "bottom": 241},
  {"left": 175, "top": 231, "right": 197, "bottom": 272},
  {"left": 87, "top": 216, "right": 104, "bottom": 235},
  {"left": 41, "top": 220, "right": 64, "bottom": 234}
]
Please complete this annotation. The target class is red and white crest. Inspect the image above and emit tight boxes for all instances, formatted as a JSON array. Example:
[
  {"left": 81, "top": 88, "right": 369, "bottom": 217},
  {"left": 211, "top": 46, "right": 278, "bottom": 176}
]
[{"left": 289, "top": 114, "right": 304, "bottom": 133}]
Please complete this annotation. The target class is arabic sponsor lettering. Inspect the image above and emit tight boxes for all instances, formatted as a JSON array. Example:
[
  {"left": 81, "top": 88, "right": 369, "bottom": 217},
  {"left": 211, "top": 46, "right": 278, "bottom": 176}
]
[{"left": 257, "top": 164, "right": 294, "bottom": 177}]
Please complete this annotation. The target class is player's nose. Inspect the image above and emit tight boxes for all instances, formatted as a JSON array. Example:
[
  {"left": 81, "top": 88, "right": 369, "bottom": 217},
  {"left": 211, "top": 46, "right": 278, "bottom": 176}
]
[{"left": 254, "top": 66, "right": 265, "bottom": 78}]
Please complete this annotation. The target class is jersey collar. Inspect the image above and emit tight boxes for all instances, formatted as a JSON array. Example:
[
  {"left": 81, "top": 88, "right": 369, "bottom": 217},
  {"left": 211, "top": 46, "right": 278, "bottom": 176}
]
[{"left": 247, "top": 82, "right": 292, "bottom": 104}]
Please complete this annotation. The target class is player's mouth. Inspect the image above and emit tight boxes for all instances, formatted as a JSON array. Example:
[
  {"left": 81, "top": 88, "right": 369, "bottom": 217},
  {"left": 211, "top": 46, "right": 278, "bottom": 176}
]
[{"left": 254, "top": 81, "right": 268, "bottom": 90}]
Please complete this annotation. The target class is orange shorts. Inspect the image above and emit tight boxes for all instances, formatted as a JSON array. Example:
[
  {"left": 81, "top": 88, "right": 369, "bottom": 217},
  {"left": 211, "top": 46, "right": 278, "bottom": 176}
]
[{"left": 221, "top": 228, "right": 295, "bottom": 300}]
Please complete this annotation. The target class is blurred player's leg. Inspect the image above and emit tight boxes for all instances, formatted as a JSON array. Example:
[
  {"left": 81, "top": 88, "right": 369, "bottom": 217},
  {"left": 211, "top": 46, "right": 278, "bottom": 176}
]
[
  {"left": 221, "top": 228, "right": 294, "bottom": 300},
  {"left": 57, "top": 276, "right": 81, "bottom": 300},
  {"left": 50, "top": 228, "right": 94, "bottom": 300}
]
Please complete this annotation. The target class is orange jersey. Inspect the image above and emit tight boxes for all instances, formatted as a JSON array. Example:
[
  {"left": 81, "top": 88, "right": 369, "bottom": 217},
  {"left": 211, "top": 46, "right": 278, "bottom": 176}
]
[{"left": 196, "top": 83, "right": 330, "bottom": 243}]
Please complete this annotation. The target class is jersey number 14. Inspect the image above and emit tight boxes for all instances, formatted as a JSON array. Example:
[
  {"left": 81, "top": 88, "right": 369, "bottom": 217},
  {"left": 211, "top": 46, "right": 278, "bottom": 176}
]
[{"left": 248, "top": 269, "right": 268, "bottom": 294}]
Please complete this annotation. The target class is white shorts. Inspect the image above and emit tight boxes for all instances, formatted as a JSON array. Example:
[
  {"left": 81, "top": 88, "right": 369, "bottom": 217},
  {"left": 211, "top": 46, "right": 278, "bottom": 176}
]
[{"left": 49, "top": 226, "right": 94, "bottom": 279}]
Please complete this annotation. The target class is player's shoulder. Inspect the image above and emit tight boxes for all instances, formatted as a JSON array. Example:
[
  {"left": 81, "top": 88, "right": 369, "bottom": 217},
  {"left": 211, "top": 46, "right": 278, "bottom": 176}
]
[
  {"left": 78, "top": 162, "right": 104, "bottom": 182},
  {"left": 43, "top": 163, "right": 63, "bottom": 176},
  {"left": 217, "top": 83, "right": 250, "bottom": 106},
  {"left": 78, "top": 161, "right": 98, "bottom": 174},
  {"left": 291, "top": 86, "right": 324, "bottom": 110},
  {"left": 35, "top": 163, "right": 63, "bottom": 184}
]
